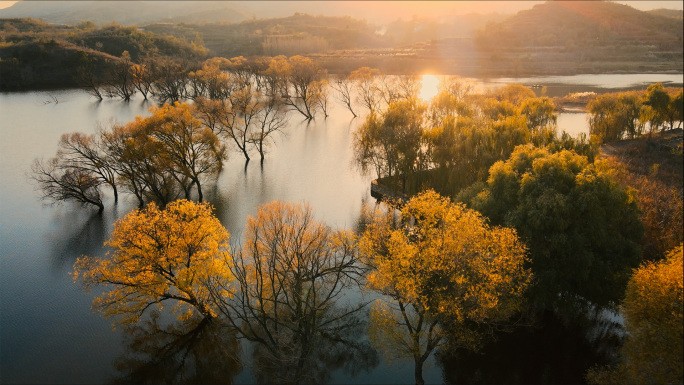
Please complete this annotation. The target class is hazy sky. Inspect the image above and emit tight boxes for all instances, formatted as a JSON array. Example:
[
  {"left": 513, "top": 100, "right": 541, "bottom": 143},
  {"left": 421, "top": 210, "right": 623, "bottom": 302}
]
[{"left": 0, "top": 1, "right": 681, "bottom": 15}]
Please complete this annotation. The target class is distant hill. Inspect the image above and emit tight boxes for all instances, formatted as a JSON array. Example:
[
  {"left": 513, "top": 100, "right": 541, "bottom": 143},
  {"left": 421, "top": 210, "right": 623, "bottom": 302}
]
[
  {"left": 143, "top": 14, "right": 389, "bottom": 58},
  {"left": 647, "top": 8, "right": 683, "bottom": 20},
  {"left": 0, "top": 18, "right": 207, "bottom": 90},
  {"left": 474, "top": 0, "right": 683, "bottom": 75},
  {"left": 0, "top": 1, "right": 250, "bottom": 26},
  {"left": 476, "top": 1, "right": 682, "bottom": 50},
  {"left": 0, "top": 0, "right": 524, "bottom": 26}
]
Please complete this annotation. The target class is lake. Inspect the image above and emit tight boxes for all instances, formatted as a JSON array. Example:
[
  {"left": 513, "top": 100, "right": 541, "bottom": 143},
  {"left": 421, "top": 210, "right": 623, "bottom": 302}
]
[{"left": 0, "top": 73, "right": 681, "bottom": 384}]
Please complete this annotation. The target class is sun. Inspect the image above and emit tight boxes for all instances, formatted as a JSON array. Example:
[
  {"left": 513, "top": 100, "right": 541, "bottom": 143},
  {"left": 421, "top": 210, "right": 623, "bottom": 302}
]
[{"left": 418, "top": 74, "right": 441, "bottom": 103}]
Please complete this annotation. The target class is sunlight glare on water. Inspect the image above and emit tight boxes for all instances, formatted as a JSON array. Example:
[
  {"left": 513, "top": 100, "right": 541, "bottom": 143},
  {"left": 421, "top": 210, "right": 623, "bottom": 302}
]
[{"left": 419, "top": 74, "right": 440, "bottom": 102}]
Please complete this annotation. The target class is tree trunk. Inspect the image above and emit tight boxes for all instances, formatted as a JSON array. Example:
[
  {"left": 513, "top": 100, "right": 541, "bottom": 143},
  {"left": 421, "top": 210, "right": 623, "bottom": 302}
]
[
  {"left": 195, "top": 179, "right": 203, "bottom": 202},
  {"left": 414, "top": 356, "right": 425, "bottom": 385}
]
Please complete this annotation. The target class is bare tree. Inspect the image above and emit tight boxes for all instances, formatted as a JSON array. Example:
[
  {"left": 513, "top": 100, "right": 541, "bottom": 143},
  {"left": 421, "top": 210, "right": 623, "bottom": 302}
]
[
  {"left": 31, "top": 158, "right": 105, "bottom": 212},
  {"left": 249, "top": 95, "right": 289, "bottom": 162},
  {"left": 57, "top": 131, "right": 119, "bottom": 202},
  {"left": 105, "top": 51, "right": 136, "bottom": 101},
  {"left": 209, "top": 202, "right": 369, "bottom": 373},
  {"left": 332, "top": 74, "right": 357, "bottom": 118}
]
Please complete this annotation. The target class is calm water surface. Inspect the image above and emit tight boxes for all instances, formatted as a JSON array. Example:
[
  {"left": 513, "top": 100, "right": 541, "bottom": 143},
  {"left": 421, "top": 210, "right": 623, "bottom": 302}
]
[{"left": 0, "top": 74, "right": 675, "bottom": 384}]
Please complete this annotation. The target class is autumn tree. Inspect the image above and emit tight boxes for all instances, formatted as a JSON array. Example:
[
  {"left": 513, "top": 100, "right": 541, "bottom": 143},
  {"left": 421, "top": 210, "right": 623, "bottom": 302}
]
[
  {"left": 73, "top": 200, "right": 233, "bottom": 325},
  {"left": 31, "top": 130, "right": 120, "bottom": 212},
  {"left": 210, "top": 201, "right": 368, "bottom": 382},
  {"left": 100, "top": 122, "right": 172, "bottom": 207},
  {"left": 130, "top": 60, "right": 155, "bottom": 100},
  {"left": 332, "top": 74, "right": 357, "bottom": 117},
  {"left": 587, "top": 244, "right": 683, "bottom": 385},
  {"left": 310, "top": 78, "right": 330, "bottom": 118},
  {"left": 56, "top": 132, "right": 120, "bottom": 202},
  {"left": 428, "top": 76, "right": 475, "bottom": 126},
  {"left": 285, "top": 55, "right": 326, "bottom": 120},
  {"left": 188, "top": 57, "right": 234, "bottom": 100},
  {"left": 31, "top": 157, "right": 105, "bottom": 212},
  {"left": 588, "top": 92, "right": 644, "bottom": 143},
  {"left": 667, "top": 89, "right": 683, "bottom": 130},
  {"left": 643, "top": 82, "right": 670, "bottom": 134},
  {"left": 249, "top": 94, "right": 289, "bottom": 161},
  {"left": 215, "top": 86, "right": 262, "bottom": 162},
  {"left": 379, "top": 74, "right": 420, "bottom": 105},
  {"left": 150, "top": 57, "right": 192, "bottom": 104},
  {"left": 353, "top": 98, "right": 427, "bottom": 192},
  {"left": 520, "top": 96, "right": 557, "bottom": 131},
  {"left": 100, "top": 102, "right": 226, "bottom": 205},
  {"left": 350, "top": 66, "right": 382, "bottom": 114},
  {"left": 470, "top": 145, "right": 643, "bottom": 309},
  {"left": 77, "top": 61, "right": 105, "bottom": 101},
  {"left": 359, "top": 190, "right": 531, "bottom": 385},
  {"left": 143, "top": 103, "right": 226, "bottom": 201},
  {"left": 105, "top": 50, "right": 136, "bottom": 101}
]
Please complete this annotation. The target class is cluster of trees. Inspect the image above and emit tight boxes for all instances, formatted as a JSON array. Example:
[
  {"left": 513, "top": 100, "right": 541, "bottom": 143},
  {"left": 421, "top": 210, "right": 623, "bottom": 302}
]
[
  {"left": 84, "top": 54, "right": 331, "bottom": 120},
  {"left": 31, "top": 98, "right": 290, "bottom": 211},
  {"left": 84, "top": 55, "right": 426, "bottom": 124},
  {"left": 73, "top": 195, "right": 531, "bottom": 385},
  {"left": 468, "top": 145, "right": 643, "bottom": 309},
  {"left": 347, "top": 78, "right": 682, "bottom": 382},
  {"left": 353, "top": 79, "right": 597, "bottom": 197},
  {"left": 588, "top": 83, "right": 683, "bottom": 143}
]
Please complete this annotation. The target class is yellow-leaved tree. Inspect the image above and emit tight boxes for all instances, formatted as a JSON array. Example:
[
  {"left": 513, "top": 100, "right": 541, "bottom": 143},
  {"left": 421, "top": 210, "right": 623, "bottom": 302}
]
[
  {"left": 73, "top": 200, "right": 232, "bottom": 325},
  {"left": 588, "top": 243, "right": 683, "bottom": 385},
  {"left": 360, "top": 190, "right": 531, "bottom": 385}
]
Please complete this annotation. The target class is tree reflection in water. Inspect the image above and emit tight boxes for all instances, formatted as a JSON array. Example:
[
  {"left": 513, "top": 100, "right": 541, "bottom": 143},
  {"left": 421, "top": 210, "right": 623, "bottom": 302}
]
[
  {"left": 211, "top": 201, "right": 379, "bottom": 384},
  {"left": 438, "top": 308, "right": 623, "bottom": 385},
  {"left": 111, "top": 312, "right": 242, "bottom": 385},
  {"left": 249, "top": 308, "right": 379, "bottom": 384}
]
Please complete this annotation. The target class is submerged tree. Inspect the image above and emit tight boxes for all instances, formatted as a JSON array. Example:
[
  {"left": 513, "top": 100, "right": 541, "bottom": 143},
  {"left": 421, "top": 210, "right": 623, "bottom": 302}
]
[
  {"left": 360, "top": 190, "right": 531, "bottom": 385},
  {"left": 353, "top": 98, "right": 426, "bottom": 192},
  {"left": 286, "top": 55, "right": 327, "bottom": 120},
  {"left": 31, "top": 157, "right": 105, "bottom": 212},
  {"left": 350, "top": 66, "right": 382, "bottom": 114},
  {"left": 73, "top": 200, "right": 233, "bottom": 325},
  {"left": 332, "top": 74, "right": 357, "bottom": 117},
  {"left": 210, "top": 201, "right": 371, "bottom": 383}
]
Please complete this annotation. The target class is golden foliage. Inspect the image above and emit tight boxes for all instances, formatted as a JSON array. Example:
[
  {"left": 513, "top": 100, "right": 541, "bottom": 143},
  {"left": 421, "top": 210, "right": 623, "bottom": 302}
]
[
  {"left": 588, "top": 244, "right": 683, "bottom": 385},
  {"left": 360, "top": 190, "right": 531, "bottom": 382},
  {"left": 363, "top": 190, "right": 531, "bottom": 323},
  {"left": 622, "top": 243, "right": 683, "bottom": 384},
  {"left": 73, "top": 200, "right": 232, "bottom": 325}
]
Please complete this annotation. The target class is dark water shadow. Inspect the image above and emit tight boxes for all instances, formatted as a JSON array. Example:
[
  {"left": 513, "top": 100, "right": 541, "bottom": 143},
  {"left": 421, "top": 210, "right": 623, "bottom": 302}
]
[
  {"left": 110, "top": 313, "right": 242, "bottom": 385},
  {"left": 247, "top": 307, "right": 379, "bottom": 385},
  {"left": 438, "top": 308, "right": 623, "bottom": 385},
  {"left": 46, "top": 209, "right": 108, "bottom": 272}
]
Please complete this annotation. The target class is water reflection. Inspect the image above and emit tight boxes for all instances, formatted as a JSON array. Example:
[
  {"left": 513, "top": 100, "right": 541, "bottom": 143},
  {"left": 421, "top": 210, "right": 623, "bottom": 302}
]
[
  {"left": 111, "top": 312, "right": 242, "bottom": 385},
  {"left": 45, "top": 211, "right": 107, "bottom": 271},
  {"left": 212, "top": 201, "right": 379, "bottom": 383},
  {"left": 248, "top": 310, "right": 379, "bottom": 384},
  {"left": 438, "top": 309, "right": 623, "bottom": 385}
]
